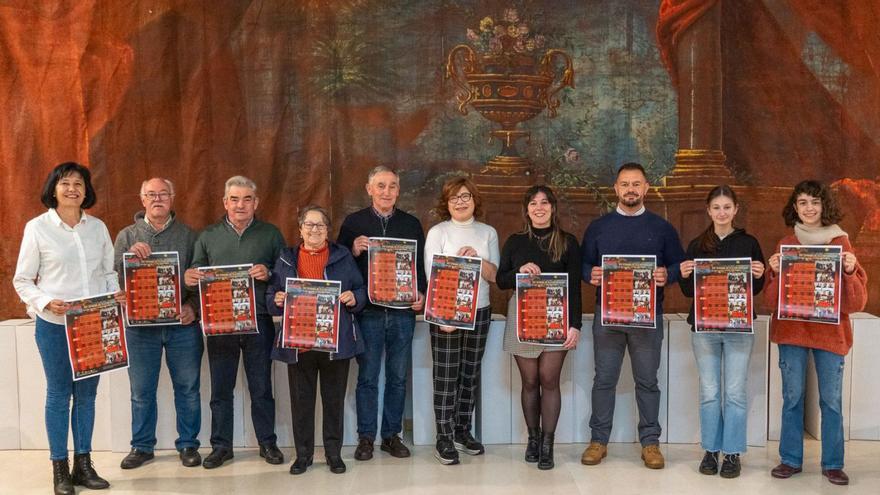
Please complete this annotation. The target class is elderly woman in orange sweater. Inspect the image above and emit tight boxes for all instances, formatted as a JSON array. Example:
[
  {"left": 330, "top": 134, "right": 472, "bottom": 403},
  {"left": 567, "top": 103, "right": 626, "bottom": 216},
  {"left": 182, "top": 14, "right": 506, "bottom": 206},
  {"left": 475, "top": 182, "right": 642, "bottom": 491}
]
[{"left": 764, "top": 180, "right": 867, "bottom": 486}]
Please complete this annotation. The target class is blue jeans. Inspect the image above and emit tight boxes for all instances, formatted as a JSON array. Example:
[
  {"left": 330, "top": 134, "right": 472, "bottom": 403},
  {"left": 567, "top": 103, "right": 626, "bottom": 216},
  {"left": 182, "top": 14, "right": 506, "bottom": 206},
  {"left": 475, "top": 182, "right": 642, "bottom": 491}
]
[
  {"left": 206, "top": 314, "right": 276, "bottom": 448},
  {"left": 35, "top": 317, "right": 100, "bottom": 460},
  {"left": 355, "top": 309, "right": 415, "bottom": 440},
  {"left": 778, "top": 344, "right": 845, "bottom": 470},
  {"left": 590, "top": 320, "right": 664, "bottom": 446},
  {"left": 692, "top": 332, "right": 753, "bottom": 454},
  {"left": 127, "top": 323, "right": 204, "bottom": 452}
]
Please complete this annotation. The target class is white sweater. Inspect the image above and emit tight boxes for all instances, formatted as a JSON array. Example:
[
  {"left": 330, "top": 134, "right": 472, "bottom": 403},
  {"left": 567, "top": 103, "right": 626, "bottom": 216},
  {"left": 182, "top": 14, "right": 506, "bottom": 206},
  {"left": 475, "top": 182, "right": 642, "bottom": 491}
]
[{"left": 424, "top": 218, "right": 499, "bottom": 309}]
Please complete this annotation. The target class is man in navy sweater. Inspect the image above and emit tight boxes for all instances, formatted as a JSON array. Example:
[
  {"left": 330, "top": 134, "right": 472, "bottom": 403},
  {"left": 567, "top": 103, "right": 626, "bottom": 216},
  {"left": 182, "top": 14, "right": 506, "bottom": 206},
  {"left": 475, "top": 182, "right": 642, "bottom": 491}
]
[
  {"left": 579, "top": 163, "right": 685, "bottom": 470},
  {"left": 337, "top": 165, "right": 427, "bottom": 461}
]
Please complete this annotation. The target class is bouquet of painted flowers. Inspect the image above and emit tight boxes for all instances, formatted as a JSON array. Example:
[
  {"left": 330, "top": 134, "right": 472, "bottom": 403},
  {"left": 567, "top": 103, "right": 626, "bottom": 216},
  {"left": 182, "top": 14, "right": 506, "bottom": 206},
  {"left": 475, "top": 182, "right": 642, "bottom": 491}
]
[{"left": 466, "top": 8, "right": 546, "bottom": 57}]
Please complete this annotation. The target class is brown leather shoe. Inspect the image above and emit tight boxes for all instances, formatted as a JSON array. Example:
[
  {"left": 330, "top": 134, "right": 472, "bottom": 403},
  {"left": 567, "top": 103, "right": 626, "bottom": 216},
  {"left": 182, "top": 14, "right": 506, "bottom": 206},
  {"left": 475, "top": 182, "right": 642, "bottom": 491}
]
[
  {"left": 380, "top": 435, "right": 411, "bottom": 458},
  {"left": 770, "top": 463, "right": 802, "bottom": 479},
  {"left": 641, "top": 444, "right": 665, "bottom": 469},
  {"left": 822, "top": 469, "right": 849, "bottom": 485},
  {"left": 580, "top": 442, "right": 607, "bottom": 465}
]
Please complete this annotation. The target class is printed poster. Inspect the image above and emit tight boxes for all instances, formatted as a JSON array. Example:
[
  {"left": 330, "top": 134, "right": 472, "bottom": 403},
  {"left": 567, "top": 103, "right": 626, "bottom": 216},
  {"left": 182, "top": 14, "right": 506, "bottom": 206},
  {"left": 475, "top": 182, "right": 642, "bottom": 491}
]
[
  {"left": 424, "top": 254, "right": 482, "bottom": 330},
  {"left": 367, "top": 237, "right": 418, "bottom": 309},
  {"left": 198, "top": 264, "right": 259, "bottom": 336},
  {"left": 516, "top": 273, "right": 568, "bottom": 345},
  {"left": 601, "top": 255, "right": 657, "bottom": 328},
  {"left": 64, "top": 292, "right": 129, "bottom": 380},
  {"left": 281, "top": 278, "right": 341, "bottom": 352},
  {"left": 778, "top": 245, "right": 842, "bottom": 324},
  {"left": 122, "top": 251, "right": 182, "bottom": 326},
  {"left": 693, "top": 258, "right": 754, "bottom": 333}
]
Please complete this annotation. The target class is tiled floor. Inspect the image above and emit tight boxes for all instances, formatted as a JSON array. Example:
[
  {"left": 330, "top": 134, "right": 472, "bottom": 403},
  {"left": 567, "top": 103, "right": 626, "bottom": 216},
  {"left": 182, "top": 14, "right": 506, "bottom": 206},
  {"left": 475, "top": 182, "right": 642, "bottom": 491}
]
[{"left": 2, "top": 439, "right": 877, "bottom": 494}]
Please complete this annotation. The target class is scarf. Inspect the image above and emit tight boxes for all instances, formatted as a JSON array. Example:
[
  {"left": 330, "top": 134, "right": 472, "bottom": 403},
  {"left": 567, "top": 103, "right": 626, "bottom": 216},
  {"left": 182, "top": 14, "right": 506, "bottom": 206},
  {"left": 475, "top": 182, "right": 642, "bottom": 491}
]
[{"left": 794, "top": 222, "right": 847, "bottom": 245}]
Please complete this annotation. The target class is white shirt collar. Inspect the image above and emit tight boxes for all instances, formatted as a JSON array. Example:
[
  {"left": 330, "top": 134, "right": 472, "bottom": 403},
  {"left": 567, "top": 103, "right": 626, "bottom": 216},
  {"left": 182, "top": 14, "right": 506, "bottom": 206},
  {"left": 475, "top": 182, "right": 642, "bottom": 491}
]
[
  {"left": 616, "top": 205, "right": 646, "bottom": 217},
  {"left": 48, "top": 208, "right": 86, "bottom": 228},
  {"left": 451, "top": 216, "right": 475, "bottom": 226}
]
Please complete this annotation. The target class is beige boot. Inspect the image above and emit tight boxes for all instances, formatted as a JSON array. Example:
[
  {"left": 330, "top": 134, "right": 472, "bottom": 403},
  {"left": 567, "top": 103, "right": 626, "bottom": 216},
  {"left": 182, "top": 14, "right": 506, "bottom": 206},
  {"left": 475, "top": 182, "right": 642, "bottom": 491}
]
[
  {"left": 641, "top": 444, "right": 665, "bottom": 469},
  {"left": 580, "top": 442, "right": 607, "bottom": 465}
]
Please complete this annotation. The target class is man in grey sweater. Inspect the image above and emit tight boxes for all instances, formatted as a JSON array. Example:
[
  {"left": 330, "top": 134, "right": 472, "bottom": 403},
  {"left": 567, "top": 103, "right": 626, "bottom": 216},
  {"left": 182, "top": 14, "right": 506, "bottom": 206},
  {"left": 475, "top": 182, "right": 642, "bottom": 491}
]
[{"left": 113, "top": 177, "right": 203, "bottom": 470}]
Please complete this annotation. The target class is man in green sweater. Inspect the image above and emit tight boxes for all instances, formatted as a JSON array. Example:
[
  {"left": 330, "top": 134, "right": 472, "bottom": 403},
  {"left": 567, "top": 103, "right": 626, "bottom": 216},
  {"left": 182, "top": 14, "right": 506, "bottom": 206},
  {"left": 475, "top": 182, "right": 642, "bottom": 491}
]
[{"left": 184, "top": 175, "right": 285, "bottom": 469}]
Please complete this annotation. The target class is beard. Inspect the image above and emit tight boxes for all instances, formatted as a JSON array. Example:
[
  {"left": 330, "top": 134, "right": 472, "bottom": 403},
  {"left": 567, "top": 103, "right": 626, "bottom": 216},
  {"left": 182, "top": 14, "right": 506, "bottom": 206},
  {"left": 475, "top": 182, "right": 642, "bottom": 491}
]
[{"left": 621, "top": 195, "right": 642, "bottom": 207}]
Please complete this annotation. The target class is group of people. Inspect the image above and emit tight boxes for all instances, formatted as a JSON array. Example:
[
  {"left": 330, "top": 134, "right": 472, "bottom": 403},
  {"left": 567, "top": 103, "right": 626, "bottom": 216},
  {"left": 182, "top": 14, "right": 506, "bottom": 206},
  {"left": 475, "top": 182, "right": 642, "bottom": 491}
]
[{"left": 12, "top": 161, "right": 867, "bottom": 495}]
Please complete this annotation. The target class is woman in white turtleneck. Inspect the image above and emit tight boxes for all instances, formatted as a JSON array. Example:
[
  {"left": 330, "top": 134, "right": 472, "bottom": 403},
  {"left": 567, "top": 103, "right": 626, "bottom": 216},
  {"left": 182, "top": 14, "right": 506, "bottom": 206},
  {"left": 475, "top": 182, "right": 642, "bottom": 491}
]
[{"left": 423, "top": 176, "right": 499, "bottom": 466}]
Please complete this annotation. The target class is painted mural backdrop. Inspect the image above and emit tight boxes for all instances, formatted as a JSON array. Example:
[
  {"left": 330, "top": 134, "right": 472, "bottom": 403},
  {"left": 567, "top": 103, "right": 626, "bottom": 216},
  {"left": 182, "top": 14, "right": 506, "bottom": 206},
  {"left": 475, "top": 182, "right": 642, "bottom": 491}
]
[{"left": 1, "top": 0, "right": 877, "bottom": 318}]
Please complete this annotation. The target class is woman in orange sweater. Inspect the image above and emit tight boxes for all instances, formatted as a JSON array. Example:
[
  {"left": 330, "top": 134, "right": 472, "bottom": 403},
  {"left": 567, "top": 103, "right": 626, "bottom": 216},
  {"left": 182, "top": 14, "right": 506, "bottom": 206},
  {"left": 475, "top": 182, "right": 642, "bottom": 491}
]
[{"left": 764, "top": 180, "right": 867, "bottom": 486}]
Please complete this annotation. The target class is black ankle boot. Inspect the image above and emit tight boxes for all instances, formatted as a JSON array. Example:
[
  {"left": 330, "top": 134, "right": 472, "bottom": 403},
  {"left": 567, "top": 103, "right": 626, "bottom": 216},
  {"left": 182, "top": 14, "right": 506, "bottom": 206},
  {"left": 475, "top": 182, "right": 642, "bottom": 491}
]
[
  {"left": 52, "top": 459, "right": 74, "bottom": 495},
  {"left": 71, "top": 453, "right": 110, "bottom": 489},
  {"left": 537, "top": 432, "right": 554, "bottom": 470},
  {"left": 525, "top": 428, "right": 541, "bottom": 463}
]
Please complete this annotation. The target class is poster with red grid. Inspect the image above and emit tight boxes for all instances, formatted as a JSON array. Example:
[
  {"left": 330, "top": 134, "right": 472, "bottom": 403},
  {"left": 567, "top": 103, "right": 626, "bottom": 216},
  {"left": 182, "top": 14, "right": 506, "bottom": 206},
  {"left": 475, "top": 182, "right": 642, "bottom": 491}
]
[
  {"left": 777, "top": 245, "right": 842, "bottom": 324},
  {"left": 601, "top": 255, "right": 657, "bottom": 328},
  {"left": 64, "top": 292, "right": 129, "bottom": 381},
  {"left": 693, "top": 257, "right": 754, "bottom": 333},
  {"left": 122, "top": 251, "right": 182, "bottom": 326},
  {"left": 516, "top": 273, "right": 568, "bottom": 345},
  {"left": 280, "top": 278, "right": 341, "bottom": 352},
  {"left": 367, "top": 237, "right": 417, "bottom": 309},
  {"left": 424, "top": 254, "right": 482, "bottom": 330},
  {"left": 197, "top": 264, "right": 259, "bottom": 336}
]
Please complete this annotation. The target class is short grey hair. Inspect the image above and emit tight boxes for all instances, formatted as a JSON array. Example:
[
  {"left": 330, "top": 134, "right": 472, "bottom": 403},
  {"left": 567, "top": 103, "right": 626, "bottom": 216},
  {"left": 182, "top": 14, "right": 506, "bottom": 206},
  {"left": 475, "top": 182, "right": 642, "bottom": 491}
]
[
  {"left": 224, "top": 175, "right": 257, "bottom": 198},
  {"left": 367, "top": 165, "right": 399, "bottom": 184},
  {"left": 298, "top": 205, "right": 332, "bottom": 229},
  {"left": 140, "top": 177, "right": 175, "bottom": 196}
]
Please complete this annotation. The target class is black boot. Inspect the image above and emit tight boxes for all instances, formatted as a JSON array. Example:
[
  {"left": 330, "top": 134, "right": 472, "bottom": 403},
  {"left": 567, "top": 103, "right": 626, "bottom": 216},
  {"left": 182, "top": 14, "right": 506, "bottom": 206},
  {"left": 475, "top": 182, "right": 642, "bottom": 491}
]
[
  {"left": 52, "top": 459, "right": 74, "bottom": 495},
  {"left": 525, "top": 428, "right": 541, "bottom": 463},
  {"left": 537, "top": 432, "right": 554, "bottom": 470},
  {"left": 71, "top": 453, "right": 110, "bottom": 490}
]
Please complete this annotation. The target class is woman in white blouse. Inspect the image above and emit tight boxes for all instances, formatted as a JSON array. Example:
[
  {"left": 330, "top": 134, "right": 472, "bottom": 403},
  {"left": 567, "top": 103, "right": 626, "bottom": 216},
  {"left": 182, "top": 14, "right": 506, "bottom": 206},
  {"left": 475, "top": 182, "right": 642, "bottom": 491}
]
[
  {"left": 423, "top": 176, "right": 499, "bottom": 465},
  {"left": 13, "top": 162, "right": 120, "bottom": 495}
]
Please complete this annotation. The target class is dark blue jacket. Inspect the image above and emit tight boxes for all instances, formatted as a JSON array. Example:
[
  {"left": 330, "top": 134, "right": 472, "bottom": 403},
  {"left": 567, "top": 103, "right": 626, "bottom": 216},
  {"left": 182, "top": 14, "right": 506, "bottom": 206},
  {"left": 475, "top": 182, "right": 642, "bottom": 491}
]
[{"left": 266, "top": 242, "right": 366, "bottom": 363}]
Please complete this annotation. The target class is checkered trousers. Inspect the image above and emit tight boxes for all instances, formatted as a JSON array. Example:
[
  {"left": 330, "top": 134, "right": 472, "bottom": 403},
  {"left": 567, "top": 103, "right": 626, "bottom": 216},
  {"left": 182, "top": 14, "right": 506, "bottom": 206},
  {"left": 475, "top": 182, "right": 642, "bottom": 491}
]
[{"left": 429, "top": 306, "right": 491, "bottom": 440}]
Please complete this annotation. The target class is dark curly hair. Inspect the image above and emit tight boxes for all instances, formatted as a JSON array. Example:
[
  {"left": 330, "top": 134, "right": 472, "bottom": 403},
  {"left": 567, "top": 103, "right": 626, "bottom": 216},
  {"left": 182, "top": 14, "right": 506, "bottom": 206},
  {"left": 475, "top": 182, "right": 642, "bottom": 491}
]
[
  {"left": 782, "top": 180, "right": 843, "bottom": 227},
  {"left": 433, "top": 176, "right": 483, "bottom": 221}
]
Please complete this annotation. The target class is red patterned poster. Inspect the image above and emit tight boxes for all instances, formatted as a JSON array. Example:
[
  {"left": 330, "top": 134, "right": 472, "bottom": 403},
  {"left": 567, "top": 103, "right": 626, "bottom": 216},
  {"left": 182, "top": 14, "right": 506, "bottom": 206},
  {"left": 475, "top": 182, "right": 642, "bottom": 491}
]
[
  {"left": 281, "top": 278, "right": 341, "bottom": 352},
  {"left": 197, "top": 264, "right": 259, "bottom": 336},
  {"left": 693, "top": 258, "right": 754, "bottom": 333},
  {"left": 64, "top": 292, "right": 129, "bottom": 381},
  {"left": 424, "top": 254, "right": 482, "bottom": 330},
  {"left": 777, "top": 245, "right": 842, "bottom": 324},
  {"left": 601, "top": 255, "right": 657, "bottom": 328},
  {"left": 367, "top": 237, "right": 417, "bottom": 309},
  {"left": 516, "top": 273, "right": 568, "bottom": 345},
  {"left": 122, "top": 251, "right": 182, "bottom": 326}
]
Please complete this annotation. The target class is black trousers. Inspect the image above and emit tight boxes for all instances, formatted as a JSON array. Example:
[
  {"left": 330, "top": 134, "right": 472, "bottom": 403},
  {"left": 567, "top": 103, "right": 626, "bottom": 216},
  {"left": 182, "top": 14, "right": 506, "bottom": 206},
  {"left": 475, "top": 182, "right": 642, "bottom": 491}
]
[{"left": 287, "top": 352, "right": 351, "bottom": 458}]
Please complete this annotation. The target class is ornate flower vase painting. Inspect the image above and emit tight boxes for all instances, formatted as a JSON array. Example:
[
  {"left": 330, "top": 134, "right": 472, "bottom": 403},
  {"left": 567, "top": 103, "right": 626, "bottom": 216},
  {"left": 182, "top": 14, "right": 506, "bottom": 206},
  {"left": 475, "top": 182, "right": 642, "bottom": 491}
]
[{"left": 447, "top": 8, "right": 574, "bottom": 178}]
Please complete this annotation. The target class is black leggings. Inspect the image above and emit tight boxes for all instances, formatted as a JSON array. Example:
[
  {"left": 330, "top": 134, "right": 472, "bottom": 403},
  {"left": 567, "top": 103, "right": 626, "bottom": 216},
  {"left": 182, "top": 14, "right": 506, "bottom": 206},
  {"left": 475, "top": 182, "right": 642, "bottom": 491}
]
[{"left": 514, "top": 350, "right": 568, "bottom": 433}]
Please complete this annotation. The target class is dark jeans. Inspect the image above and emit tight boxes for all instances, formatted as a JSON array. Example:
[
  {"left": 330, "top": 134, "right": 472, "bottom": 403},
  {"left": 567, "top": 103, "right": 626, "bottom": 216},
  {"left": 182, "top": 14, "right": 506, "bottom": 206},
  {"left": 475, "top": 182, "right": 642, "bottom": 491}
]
[
  {"left": 206, "top": 314, "right": 276, "bottom": 448},
  {"left": 355, "top": 308, "right": 415, "bottom": 440},
  {"left": 35, "top": 317, "right": 99, "bottom": 460},
  {"left": 127, "top": 323, "right": 204, "bottom": 452},
  {"left": 589, "top": 319, "right": 664, "bottom": 446},
  {"left": 430, "top": 306, "right": 490, "bottom": 440},
  {"left": 287, "top": 353, "right": 351, "bottom": 458}
]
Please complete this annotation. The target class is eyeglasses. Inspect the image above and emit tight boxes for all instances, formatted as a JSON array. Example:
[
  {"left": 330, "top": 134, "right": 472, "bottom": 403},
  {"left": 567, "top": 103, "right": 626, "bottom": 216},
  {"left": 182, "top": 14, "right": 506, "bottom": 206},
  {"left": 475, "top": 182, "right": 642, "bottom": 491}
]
[
  {"left": 302, "top": 222, "right": 328, "bottom": 231},
  {"left": 448, "top": 193, "right": 473, "bottom": 204},
  {"left": 142, "top": 192, "right": 172, "bottom": 201}
]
